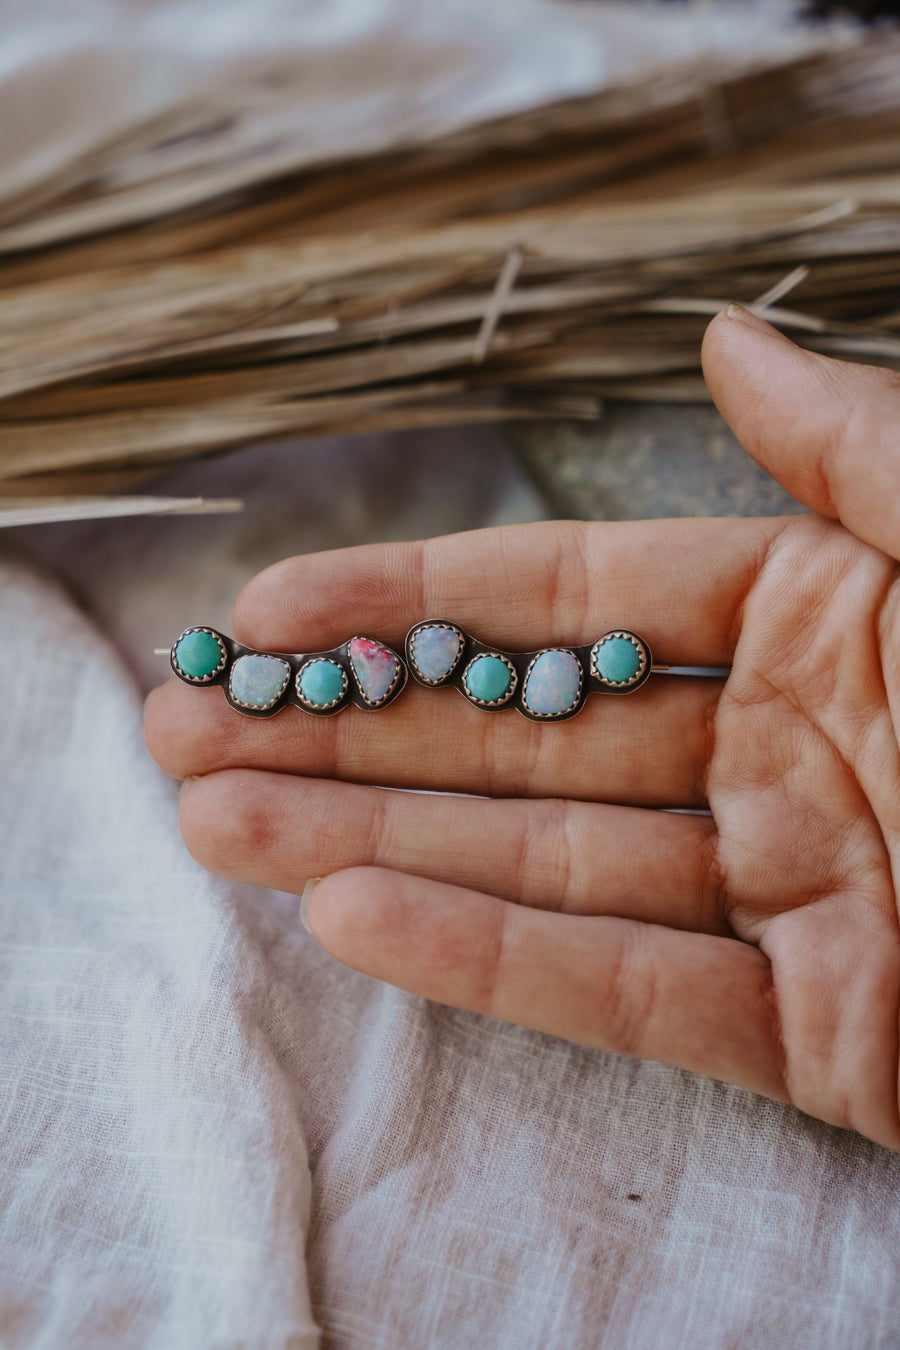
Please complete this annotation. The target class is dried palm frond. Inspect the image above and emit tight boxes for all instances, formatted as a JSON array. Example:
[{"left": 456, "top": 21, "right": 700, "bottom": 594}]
[{"left": 2, "top": 32, "right": 900, "bottom": 523}]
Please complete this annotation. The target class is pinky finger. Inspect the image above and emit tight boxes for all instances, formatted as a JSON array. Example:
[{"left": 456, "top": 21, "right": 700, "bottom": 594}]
[{"left": 305, "top": 868, "right": 788, "bottom": 1105}]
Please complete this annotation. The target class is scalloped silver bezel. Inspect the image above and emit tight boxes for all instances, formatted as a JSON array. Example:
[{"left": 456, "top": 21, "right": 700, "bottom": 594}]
[
  {"left": 295, "top": 658, "right": 349, "bottom": 711},
  {"left": 522, "top": 647, "right": 584, "bottom": 719},
  {"left": 461, "top": 652, "right": 517, "bottom": 707},
  {"left": 408, "top": 621, "right": 465, "bottom": 686},
  {"left": 347, "top": 637, "right": 404, "bottom": 708},
  {"left": 228, "top": 654, "right": 291, "bottom": 711},
  {"left": 590, "top": 631, "right": 648, "bottom": 689},
  {"left": 171, "top": 627, "right": 228, "bottom": 683}
]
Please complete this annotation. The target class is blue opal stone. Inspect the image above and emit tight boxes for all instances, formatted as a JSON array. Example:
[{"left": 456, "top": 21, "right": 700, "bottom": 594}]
[
  {"left": 411, "top": 625, "right": 462, "bottom": 684},
  {"left": 523, "top": 649, "right": 581, "bottom": 717},
  {"left": 593, "top": 636, "right": 642, "bottom": 685},
  {"left": 348, "top": 637, "right": 399, "bottom": 705},
  {"left": 464, "top": 654, "right": 514, "bottom": 704},
  {"left": 173, "top": 629, "right": 224, "bottom": 681},
  {"left": 230, "top": 654, "right": 290, "bottom": 709},
  {"left": 297, "top": 658, "right": 346, "bottom": 708}
]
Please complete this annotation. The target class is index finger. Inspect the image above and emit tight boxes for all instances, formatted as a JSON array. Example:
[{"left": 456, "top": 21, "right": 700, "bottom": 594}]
[{"left": 232, "top": 517, "right": 790, "bottom": 667}]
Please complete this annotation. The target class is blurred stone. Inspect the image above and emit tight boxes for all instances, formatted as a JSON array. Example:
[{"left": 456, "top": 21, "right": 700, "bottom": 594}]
[{"left": 510, "top": 402, "right": 805, "bottom": 521}]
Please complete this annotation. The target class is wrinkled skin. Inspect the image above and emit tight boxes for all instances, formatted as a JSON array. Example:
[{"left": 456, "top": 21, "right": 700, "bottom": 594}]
[{"left": 146, "top": 307, "right": 900, "bottom": 1150}]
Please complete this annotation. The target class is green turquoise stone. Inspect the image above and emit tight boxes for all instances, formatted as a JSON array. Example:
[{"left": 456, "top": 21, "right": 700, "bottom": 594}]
[
  {"left": 173, "top": 630, "right": 224, "bottom": 680},
  {"left": 298, "top": 659, "right": 346, "bottom": 708},
  {"left": 594, "top": 636, "right": 641, "bottom": 684},
  {"left": 464, "top": 654, "right": 513, "bottom": 703}
]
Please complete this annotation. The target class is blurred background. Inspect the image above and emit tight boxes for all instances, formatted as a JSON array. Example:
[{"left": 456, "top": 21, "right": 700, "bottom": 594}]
[
  {"left": 3, "top": 10, "right": 900, "bottom": 1348},
  {"left": 2, "top": 0, "right": 899, "bottom": 672}
]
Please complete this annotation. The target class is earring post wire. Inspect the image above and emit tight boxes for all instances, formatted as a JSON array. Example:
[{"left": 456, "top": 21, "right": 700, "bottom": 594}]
[{"left": 152, "top": 649, "right": 674, "bottom": 670}]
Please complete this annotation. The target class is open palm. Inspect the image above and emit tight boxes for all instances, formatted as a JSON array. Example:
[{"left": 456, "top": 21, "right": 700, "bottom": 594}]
[{"left": 146, "top": 307, "right": 900, "bottom": 1151}]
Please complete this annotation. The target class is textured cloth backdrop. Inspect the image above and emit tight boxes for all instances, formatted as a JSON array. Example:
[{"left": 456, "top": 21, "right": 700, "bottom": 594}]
[{"left": 1, "top": 429, "right": 899, "bottom": 1348}]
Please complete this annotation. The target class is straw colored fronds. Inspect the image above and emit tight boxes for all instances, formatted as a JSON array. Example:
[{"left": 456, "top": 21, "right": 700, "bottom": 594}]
[{"left": 2, "top": 33, "right": 900, "bottom": 522}]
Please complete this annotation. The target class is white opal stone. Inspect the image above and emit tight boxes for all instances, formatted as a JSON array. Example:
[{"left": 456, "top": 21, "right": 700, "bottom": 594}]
[
  {"left": 411, "top": 625, "right": 462, "bottom": 683},
  {"left": 230, "top": 654, "right": 290, "bottom": 709},
  {"left": 523, "top": 649, "right": 581, "bottom": 716}
]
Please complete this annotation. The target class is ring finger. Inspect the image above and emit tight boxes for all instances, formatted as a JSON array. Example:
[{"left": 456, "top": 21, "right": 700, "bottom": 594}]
[{"left": 179, "top": 769, "right": 728, "bottom": 934}]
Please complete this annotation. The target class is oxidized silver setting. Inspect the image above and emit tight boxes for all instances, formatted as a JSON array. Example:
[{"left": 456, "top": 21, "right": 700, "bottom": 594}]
[
  {"left": 405, "top": 620, "right": 655, "bottom": 722},
  {"left": 167, "top": 627, "right": 407, "bottom": 719},
  {"left": 590, "top": 631, "right": 650, "bottom": 691},
  {"left": 171, "top": 627, "right": 228, "bottom": 683},
  {"left": 521, "top": 647, "right": 584, "bottom": 720},
  {"left": 407, "top": 621, "right": 465, "bottom": 685},
  {"left": 460, "top": 652, "right": 518, "bottom": 707},
  {"left": 295, "top": 658, "right": 349, "bottom": 711},
  {"left": 167, "top": 620, "right": 657, "bottom": 722},
  {"left": 228, "top": 654, "right": 291, "bottom": 711},
  {"left": 346, "top": 636, "right": 406, "bottom": 710}
]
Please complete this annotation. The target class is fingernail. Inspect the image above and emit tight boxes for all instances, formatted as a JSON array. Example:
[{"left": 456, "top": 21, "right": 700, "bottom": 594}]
[
  {"left": 724, "top": 303, "right": 789, "bottom": 342},
  {"left": 300, "top": 877, "right": 323, "bottom": 933},
  {"left": 179, "top": 775, "right": 200, "bottom": 800}
]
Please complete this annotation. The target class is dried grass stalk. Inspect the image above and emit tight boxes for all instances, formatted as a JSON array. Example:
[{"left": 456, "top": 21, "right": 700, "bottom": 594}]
[
  {"left": 2, "top": 33, "right": 900, "bottom": 519},
  {"left": 0, "top": 496, "right": 243, "bottom": 528}
]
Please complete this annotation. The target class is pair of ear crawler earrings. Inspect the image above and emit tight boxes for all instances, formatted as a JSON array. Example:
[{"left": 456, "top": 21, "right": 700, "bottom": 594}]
[{"left": 166, "top": 621, "right": 661, "bottom": 723}]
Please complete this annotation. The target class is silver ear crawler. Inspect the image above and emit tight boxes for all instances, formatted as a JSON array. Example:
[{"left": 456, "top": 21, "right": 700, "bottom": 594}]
[
  {"left": 164, "top": 620, "right": 662, "bottom": 722},
  {"left": 167, "top": 627, "right": 407, "bottom": 718},
  {"left": 405, "top": 621, "right": 658, "bottom": 722}
]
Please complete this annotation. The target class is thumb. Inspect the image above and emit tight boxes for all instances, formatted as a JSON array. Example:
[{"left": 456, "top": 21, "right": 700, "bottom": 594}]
[{"left": 701, "top": 304, "right": 900, "bottom": 560}]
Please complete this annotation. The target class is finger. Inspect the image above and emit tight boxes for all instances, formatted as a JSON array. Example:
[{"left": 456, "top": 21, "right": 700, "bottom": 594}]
[
  {"left": 304, "top": 868, "right": 786, "bottom": 1104},
  {"left": 146, "top": 669, "right": 720, "bottom": 807},
  {"left": 760, "top": 898, "right": 900, "bottom": 1150},
  {"left": 702, "top": 304, "right": 900, "bottom": 561},
  {"left": 179, "top": 770, "right": 728, "bottom": 934},
  {"left": 230, "top": 516, "right": 786, "bottom": 664}
]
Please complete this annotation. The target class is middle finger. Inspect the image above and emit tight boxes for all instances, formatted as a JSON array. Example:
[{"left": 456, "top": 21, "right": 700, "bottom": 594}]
[
  {"left": 180, "top": 770, "right": 726, "bottom": 934},
  {"left": 147, "top": 670, "right": 720, "bottom": 806}
]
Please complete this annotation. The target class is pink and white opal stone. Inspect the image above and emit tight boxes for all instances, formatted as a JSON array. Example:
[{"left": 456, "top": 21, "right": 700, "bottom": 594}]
[{"left": 347, "top": 638, "right": 399, "bottom": 705}]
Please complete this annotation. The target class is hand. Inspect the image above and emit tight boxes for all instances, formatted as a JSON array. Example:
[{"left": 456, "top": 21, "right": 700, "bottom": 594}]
[{"left": 145, "top": 306, "right": 900, "bottom": 1151}]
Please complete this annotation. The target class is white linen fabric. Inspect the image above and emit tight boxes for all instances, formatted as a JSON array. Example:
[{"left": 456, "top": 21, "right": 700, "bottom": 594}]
[{"left": 1, "top": 427, "right": 899, "bottom": 1349}]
